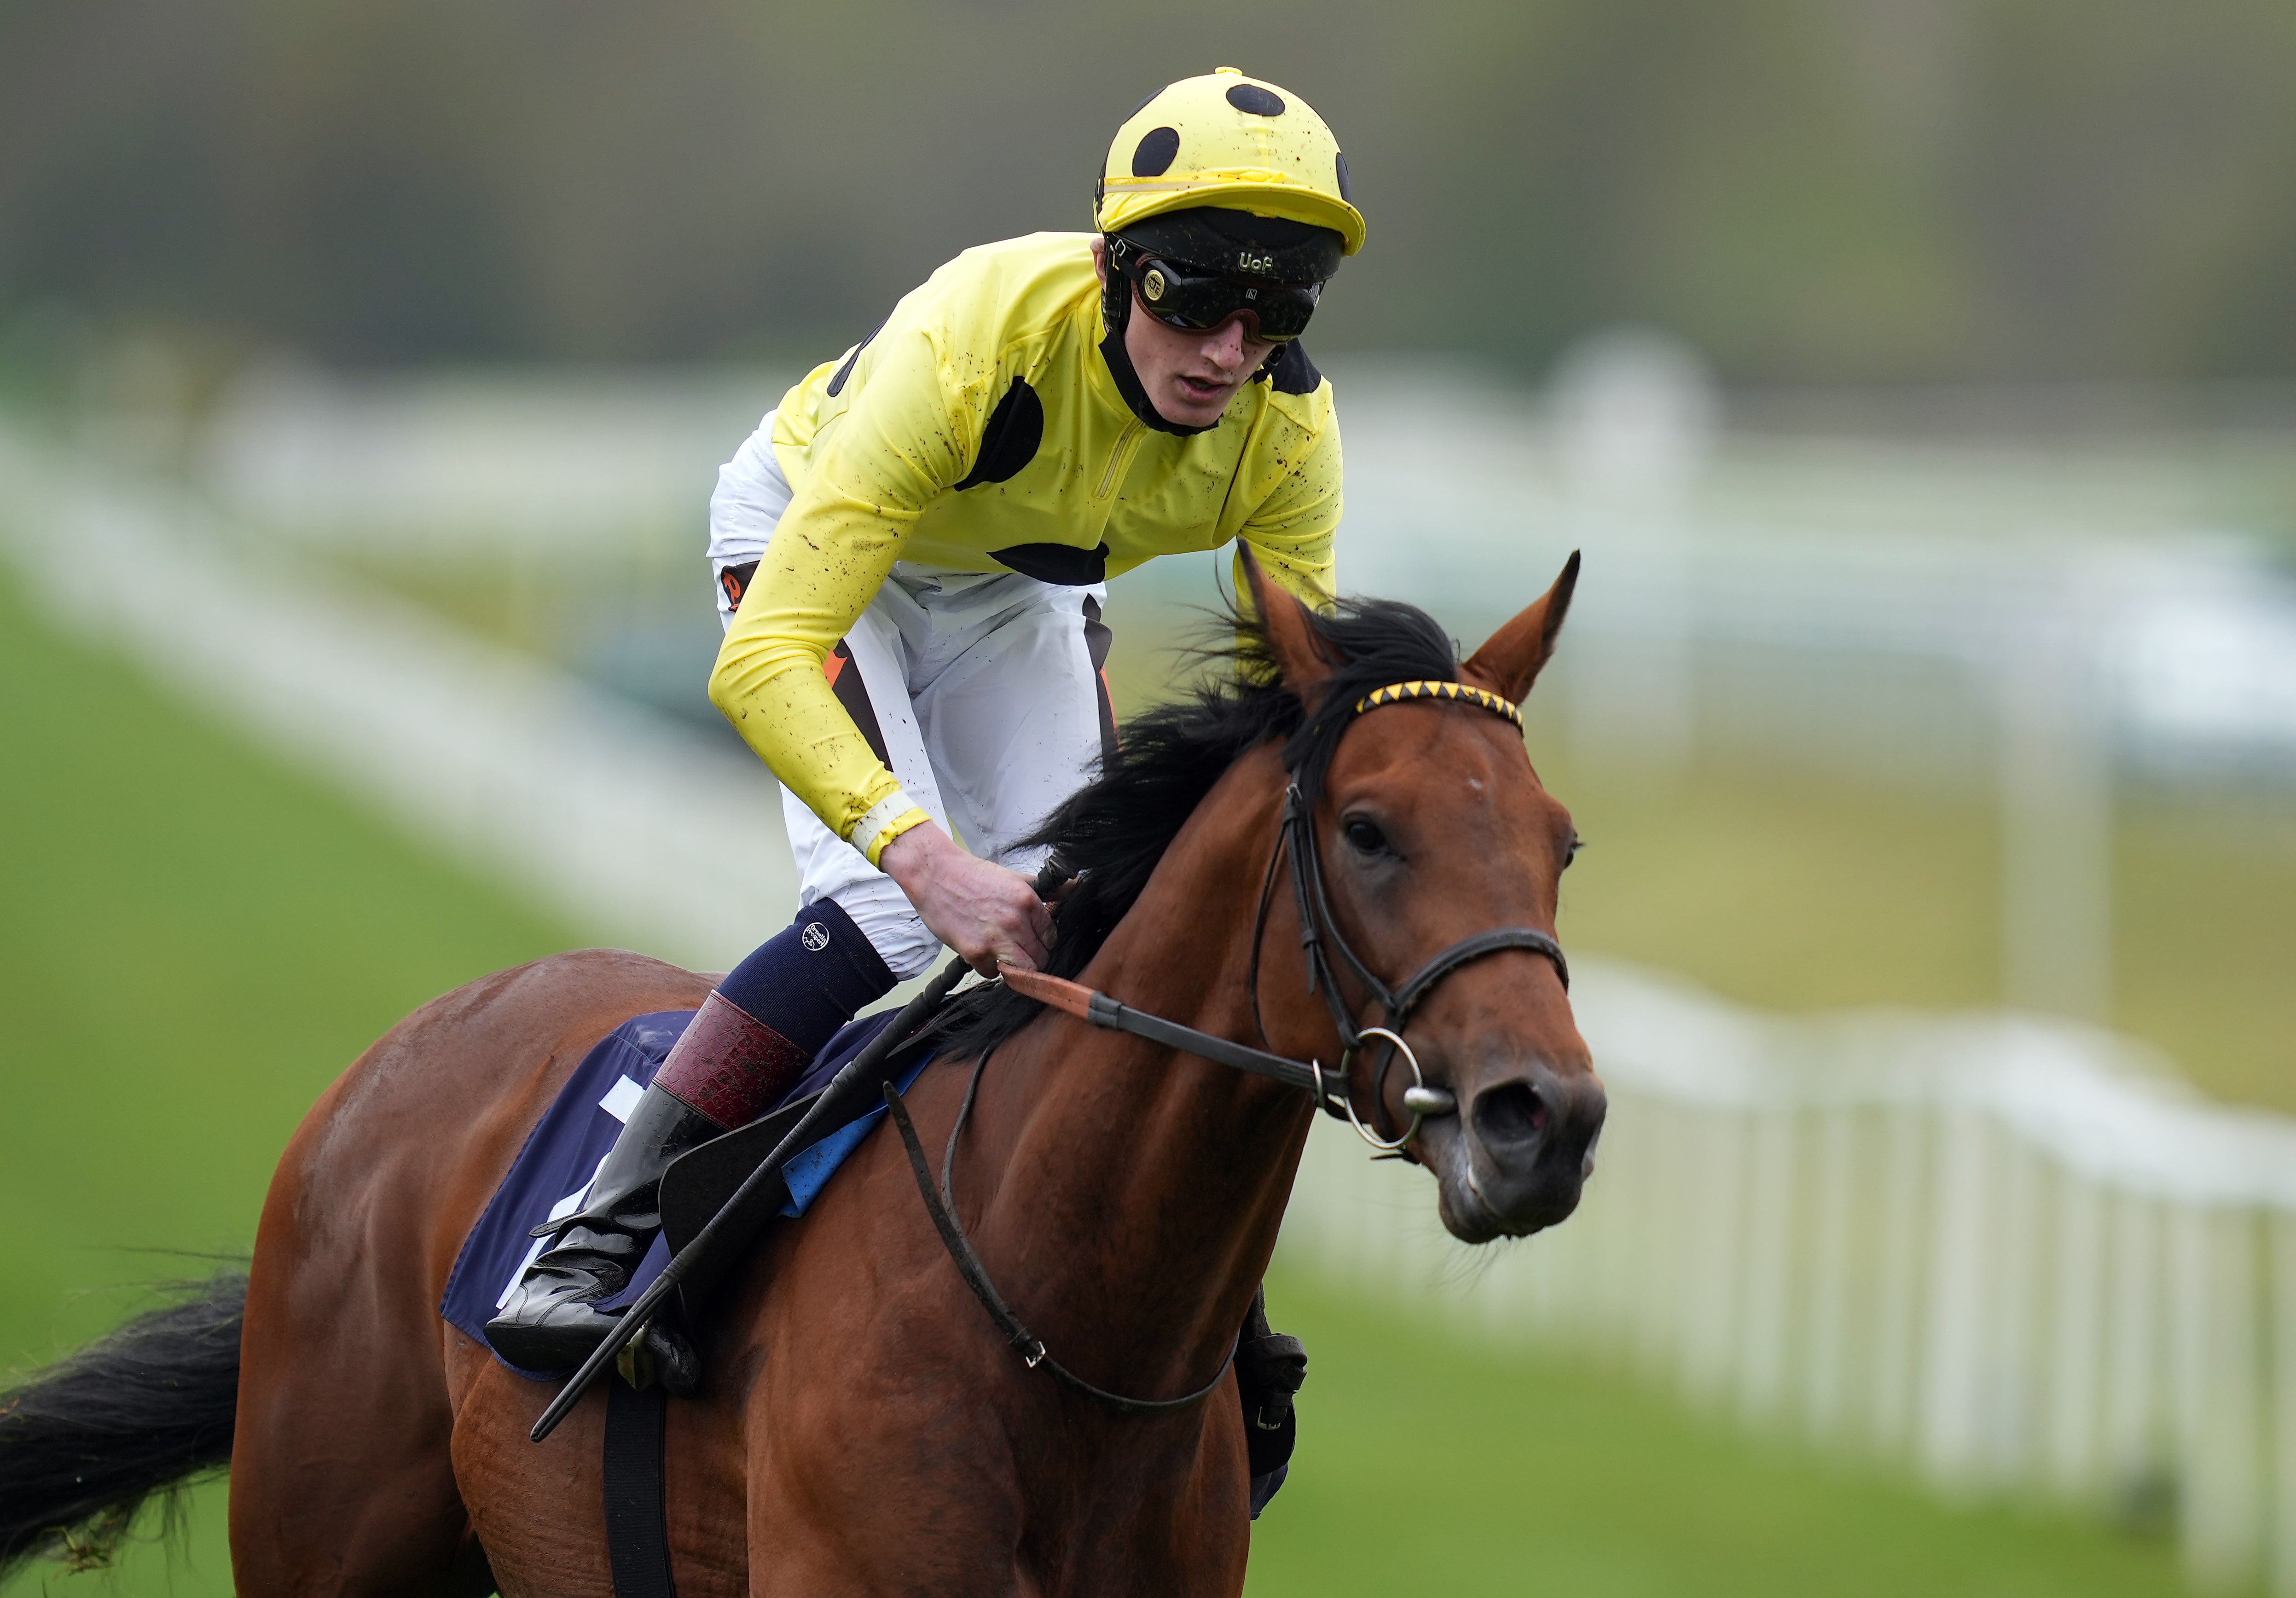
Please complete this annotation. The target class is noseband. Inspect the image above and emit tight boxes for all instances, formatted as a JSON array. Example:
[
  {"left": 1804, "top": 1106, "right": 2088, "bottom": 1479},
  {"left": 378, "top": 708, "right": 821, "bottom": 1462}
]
[{"left": 1252, "top": 678, "right": 1570, "bottom": 1150}]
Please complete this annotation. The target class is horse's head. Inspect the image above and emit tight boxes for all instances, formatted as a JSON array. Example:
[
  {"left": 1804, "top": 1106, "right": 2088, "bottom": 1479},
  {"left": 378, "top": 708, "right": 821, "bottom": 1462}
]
[{"left": 1247, "top": 555, "right": 1605, "bottom": 1243}]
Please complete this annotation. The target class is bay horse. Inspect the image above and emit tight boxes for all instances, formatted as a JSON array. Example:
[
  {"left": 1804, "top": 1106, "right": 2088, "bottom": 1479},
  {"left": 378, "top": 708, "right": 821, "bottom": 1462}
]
[{"left": 0, "top": 559, "right": 1603, "bottom": 1596}]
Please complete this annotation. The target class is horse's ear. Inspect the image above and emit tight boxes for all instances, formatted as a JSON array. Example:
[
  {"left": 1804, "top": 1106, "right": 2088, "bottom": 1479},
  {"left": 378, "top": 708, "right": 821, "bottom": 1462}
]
[
  {"left": 1463, "top": 551, "right": 1580, "bottom": 701},
  {"left": 1240, "top": 546, "right": 1340, "bottom": 700}
]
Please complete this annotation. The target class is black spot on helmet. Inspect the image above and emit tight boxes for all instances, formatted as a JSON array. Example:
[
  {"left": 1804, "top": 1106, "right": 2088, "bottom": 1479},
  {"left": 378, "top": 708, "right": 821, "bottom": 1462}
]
[
  {"left": 1226, "top": 83, "right": 1286, "bottom": 116},
  {"left": 1132, "top": 126, "right": 1180, "bottom": 178},
  {"left": 1335, "top": 152, "right": 1352, "bottom": 203}
]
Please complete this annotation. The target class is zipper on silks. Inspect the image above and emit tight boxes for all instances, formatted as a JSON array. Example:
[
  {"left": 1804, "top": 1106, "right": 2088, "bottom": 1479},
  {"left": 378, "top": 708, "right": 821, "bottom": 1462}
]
[{"left": 1095, "top": 419, "right": 1145, "bottom": 499}]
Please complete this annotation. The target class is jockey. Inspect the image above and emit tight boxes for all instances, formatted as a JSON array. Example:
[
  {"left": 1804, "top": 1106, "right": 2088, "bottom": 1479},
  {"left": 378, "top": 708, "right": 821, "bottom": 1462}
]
[{"left": 488, "top": 68, "right": 1363, "bottom": 1369}]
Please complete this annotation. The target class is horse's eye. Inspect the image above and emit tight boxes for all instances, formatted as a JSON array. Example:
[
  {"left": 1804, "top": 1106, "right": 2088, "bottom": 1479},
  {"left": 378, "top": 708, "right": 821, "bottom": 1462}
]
[
  {"left": 1343, "top": 816, "right": 1389, "bottom": 856},
  {"left": 1564, "top": 834, "right": 1584, "bottom": 869}
]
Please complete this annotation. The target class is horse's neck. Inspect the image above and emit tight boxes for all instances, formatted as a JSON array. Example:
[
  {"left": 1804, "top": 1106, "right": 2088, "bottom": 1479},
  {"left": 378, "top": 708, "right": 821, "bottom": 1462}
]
[{"left": 976, "top": 764, "right": 1313, "bottom": 1391}]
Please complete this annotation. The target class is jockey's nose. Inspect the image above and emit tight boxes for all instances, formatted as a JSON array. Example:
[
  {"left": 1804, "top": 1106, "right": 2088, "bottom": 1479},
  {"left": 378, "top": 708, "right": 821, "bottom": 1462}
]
[{"left": 1204, "top": 318, "right": 1252, "bottom": 371}]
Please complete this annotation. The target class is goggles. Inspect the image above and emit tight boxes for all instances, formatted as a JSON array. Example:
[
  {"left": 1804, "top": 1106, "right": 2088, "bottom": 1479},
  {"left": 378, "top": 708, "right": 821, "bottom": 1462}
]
[{"left": 1109, "top": 237, "right": 1323, "bottom": 343}]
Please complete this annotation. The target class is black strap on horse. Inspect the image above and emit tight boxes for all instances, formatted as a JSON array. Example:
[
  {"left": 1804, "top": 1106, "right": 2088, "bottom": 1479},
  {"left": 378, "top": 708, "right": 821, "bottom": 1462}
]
[
  {"left": 603, "top": 1382, "right": 678, "bottom": 1598},
  {"left": 885, "top": 1051, "right": 1238, "bottom": 1415},
  {"left": 1261, "top": 773, "right": 1568, "bottom": 1149},
  {"left": 1237, "top": 1285, "right": 1306, "bottom": 1476},
  {"left": 891, "top": 675, "right": 1572, "bottom": 1413}
]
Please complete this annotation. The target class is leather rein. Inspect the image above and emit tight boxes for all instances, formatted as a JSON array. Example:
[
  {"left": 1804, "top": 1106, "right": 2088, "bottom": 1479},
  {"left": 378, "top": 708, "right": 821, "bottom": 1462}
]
[{"left": 882, "top": 676, "right": 1570, "bottom": 1414}]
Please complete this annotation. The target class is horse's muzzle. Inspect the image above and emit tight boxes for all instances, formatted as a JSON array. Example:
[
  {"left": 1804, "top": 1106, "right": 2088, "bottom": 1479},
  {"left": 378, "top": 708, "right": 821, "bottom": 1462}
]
[{"left": 1425, "top": 1058, "right": 1606, "bottom": 1243}]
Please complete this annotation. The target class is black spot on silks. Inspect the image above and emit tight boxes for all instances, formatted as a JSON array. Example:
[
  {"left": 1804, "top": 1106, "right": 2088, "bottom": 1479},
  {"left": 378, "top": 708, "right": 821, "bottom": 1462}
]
[
  {"left": 1256, "top": 341, "right": 1322, "bottom": 395},
  {"left": 1335, "top": 151, "right": 1352, "bottom": 203},
  {"left": 989, "top": 541, "right": 1109, "bottom": 585},
  {"left": 1226, "top": 84, "right": 1286, "bottom": 116},
  {"left": 826, "top": 317, "right": 886, "bottom": 398},
  {"left": 955, "top": 377, "right": 1044, "bottom": 490},
  {"left": 1132, "top": 127, "right": 1181, "bottom": 178}
]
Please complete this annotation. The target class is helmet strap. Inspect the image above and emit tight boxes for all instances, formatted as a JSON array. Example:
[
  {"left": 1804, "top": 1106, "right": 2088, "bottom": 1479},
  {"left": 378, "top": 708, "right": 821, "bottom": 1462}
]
[{"left": 1097, "top": 238, "right": 1218, "bottom": 437}]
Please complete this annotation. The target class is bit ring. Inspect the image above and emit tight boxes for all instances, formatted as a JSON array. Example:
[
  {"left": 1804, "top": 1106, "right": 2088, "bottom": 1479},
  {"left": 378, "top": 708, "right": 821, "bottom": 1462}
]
[{"left": 1341, "top": 1026, "right": 1425, "bottom": 1152}]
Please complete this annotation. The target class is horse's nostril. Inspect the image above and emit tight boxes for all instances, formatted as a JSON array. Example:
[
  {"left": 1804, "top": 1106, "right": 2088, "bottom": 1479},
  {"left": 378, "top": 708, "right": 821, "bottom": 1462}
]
[{"left": 1473, "top": 1081, "right": 1548, "bottom": 1148}]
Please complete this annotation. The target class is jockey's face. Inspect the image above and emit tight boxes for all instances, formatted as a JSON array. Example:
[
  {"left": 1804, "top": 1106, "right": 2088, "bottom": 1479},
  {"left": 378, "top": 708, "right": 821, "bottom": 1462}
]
[{"left": 1093, "top": 238, "right": 1280, "bottom": 429}]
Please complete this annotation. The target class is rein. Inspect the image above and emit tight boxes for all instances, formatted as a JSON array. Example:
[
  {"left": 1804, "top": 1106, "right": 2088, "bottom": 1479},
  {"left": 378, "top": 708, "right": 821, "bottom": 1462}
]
[
  {"left": 884, "top": 1053, "right": 1237, "bottom": 1415},
  {"left": 887, "top": 675, "right": 1572, "bottom": 1415}
]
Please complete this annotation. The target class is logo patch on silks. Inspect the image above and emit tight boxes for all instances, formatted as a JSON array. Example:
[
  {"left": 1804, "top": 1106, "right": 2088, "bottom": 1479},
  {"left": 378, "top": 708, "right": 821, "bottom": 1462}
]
[
  {"left": 719, "top": 559, "right": 760, "bottom": 611},
  {"left": 800, "top": 922, "right": 831, "bottom": 952}
]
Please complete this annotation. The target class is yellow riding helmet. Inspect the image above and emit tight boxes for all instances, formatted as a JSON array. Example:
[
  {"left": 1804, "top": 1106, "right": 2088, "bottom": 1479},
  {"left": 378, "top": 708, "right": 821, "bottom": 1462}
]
[{"left": 1095, "top": 68, "right": 1365, "bottom": 257}]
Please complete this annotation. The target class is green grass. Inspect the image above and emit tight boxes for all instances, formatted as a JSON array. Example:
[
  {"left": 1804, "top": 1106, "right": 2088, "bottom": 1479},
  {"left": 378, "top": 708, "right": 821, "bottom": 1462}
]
[{"left": 1247, "top": 1269, "right": 2189, "bottom": 1598}]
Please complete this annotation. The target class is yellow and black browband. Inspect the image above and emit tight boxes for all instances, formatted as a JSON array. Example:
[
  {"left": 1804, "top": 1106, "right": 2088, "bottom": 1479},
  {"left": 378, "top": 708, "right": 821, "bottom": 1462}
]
[{"left": 1353, "top": 679, "right": 1523, "bottom": 728}]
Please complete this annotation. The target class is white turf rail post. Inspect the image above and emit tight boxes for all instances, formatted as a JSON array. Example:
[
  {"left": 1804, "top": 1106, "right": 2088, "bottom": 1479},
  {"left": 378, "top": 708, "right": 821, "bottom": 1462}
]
[{"left": 7, "top": 424, "right": 2296, "bottom": 1592}]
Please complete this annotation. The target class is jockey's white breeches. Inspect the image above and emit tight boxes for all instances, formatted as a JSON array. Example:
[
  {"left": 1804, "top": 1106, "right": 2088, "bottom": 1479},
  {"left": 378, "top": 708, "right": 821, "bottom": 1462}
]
[{"left": 708, "top": 410, "right": 1113, "bottom": 980}]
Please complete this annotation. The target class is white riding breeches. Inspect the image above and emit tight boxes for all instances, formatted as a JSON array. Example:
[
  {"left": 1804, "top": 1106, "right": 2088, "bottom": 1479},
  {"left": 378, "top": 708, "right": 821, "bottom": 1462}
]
[{"left": 709, "top": 410, "right": 1114, "bottom": 980}]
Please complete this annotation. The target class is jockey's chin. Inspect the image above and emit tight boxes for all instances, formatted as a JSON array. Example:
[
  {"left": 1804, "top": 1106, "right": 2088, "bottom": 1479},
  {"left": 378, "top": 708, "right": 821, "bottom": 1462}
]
[{"left": 1125, "top": 303, "right": 1279, "bottom": 430}]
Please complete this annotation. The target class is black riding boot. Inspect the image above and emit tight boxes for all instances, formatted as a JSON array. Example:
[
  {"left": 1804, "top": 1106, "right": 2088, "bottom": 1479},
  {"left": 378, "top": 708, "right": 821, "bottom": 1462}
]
[
  {"left": 483, "top": 1082, "right": 723, "bottom": 1372},
  {"left": 485, "top": 984, "right": 820, "bottom": 1370},
  {"left": 1237, "top": 1286, "right": 1307, "bottom": 1517}
]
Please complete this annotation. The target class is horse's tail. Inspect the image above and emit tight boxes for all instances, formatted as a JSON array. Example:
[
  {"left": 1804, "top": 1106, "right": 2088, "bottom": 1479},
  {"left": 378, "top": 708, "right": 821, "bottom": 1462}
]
[{"left": 0, "top": 1265, "right": 247, "bottom": 1581}]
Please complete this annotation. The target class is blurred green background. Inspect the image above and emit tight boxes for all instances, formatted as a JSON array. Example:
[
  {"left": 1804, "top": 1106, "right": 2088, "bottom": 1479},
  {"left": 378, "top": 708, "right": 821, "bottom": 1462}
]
[{"left": 4, "top": 0, "right": 2296, "bottom": 384}]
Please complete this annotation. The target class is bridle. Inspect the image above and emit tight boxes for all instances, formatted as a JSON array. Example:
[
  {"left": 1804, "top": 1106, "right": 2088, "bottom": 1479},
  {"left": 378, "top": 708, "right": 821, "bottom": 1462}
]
[
  {"left": 1251, "top": 676, "right": 1569, "bottom": 1150},
  {"left": 881, "top": 674, "right": 1572, "bottom": 1416}
]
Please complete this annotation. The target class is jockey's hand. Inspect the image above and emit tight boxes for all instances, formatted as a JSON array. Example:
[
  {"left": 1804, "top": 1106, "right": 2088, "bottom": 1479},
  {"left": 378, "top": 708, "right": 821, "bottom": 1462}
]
[{"left": 879, "top": 824, "right": 1053, "bottom": 977}]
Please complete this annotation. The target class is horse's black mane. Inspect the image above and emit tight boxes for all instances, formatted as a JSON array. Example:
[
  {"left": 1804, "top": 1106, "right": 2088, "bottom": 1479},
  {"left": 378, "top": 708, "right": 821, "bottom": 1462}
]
[{"left": 935, "top": 592, "right": 1461, "bottom": 1061}]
